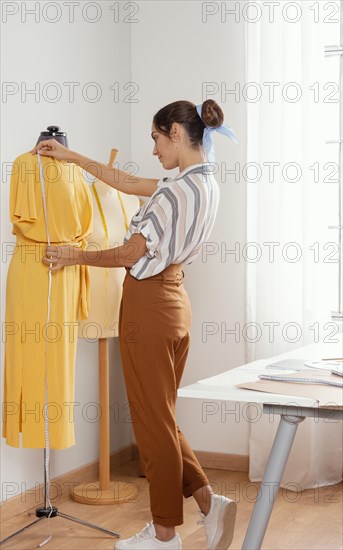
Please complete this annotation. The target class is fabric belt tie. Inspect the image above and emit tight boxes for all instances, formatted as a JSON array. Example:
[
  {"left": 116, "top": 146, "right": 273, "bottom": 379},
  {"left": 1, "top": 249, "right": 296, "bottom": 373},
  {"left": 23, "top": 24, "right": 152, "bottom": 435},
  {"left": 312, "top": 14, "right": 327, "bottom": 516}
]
[
  {"left": 78, "top": 239, "right": 90, "bottom": 320},
  {"left": 48, "top": 238, "right": 90, "bottom": 320},
  {"left": 15, "top": 236, "right": 90, "bottom": 321}
]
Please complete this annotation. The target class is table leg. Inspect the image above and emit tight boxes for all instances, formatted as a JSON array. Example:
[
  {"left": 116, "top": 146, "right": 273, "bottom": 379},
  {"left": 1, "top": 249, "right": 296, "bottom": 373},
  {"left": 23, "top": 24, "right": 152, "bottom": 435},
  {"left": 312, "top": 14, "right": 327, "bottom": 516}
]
[{"left": 242, "top": 413, "right": 305, "bottom": 550}]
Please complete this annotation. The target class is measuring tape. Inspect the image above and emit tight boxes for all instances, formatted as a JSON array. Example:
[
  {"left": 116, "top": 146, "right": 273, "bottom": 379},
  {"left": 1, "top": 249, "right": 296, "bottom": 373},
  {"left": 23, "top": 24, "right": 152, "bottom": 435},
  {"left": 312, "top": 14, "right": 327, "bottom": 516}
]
[
  {"left": 37, "top": 152, "right": 54, "bottom": 546},
  {"left": 36, "top": 153, "right": 91, "bottom": 544}
]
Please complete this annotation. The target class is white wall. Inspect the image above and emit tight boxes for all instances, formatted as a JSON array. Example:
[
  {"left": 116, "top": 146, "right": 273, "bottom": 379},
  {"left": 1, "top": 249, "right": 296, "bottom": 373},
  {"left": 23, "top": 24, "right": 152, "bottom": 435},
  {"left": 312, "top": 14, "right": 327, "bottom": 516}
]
[
  {"left": 130, "top": 2, "right": 248, "bottom": 454},
  {"left": 0, "top": 1, "right": 134, "bottom": 501},
  {"left": 1, "top": 1, "right": 247, "bottom": 503}
]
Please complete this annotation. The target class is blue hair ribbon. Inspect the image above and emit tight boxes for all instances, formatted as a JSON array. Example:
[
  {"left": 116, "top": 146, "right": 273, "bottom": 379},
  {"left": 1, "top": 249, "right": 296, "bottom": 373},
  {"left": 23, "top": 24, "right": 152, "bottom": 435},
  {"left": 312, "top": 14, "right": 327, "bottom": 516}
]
[{"left": 196, "top": 104, "right": 239, "bottom": 163}]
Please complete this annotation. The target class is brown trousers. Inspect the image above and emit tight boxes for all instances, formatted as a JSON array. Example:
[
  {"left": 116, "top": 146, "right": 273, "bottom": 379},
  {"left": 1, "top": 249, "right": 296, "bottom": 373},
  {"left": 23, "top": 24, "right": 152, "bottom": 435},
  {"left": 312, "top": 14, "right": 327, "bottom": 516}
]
[{"left": 119, "top": 263, "right": 209, "bottom": 527}]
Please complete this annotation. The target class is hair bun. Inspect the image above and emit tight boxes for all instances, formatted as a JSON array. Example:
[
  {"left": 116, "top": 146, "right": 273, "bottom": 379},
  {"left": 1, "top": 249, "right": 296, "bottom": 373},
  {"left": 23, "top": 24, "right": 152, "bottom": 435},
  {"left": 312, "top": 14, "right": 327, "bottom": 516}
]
[{"left": 201, "top": 99, "right": 224, "bottom": 128}]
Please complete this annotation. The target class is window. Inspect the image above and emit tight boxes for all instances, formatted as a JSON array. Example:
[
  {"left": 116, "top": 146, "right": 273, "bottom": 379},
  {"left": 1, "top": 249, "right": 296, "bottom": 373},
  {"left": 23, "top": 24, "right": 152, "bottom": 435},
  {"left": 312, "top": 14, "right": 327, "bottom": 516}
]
[{"left": 324, "top": 1, "right": 343, "bottom": 321}]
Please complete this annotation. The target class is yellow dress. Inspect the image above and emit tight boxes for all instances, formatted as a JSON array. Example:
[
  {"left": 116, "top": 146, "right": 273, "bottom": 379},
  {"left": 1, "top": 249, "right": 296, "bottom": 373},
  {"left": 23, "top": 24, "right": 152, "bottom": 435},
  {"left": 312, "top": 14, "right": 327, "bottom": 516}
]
[{"left": 2, "top": 152, "right": 93, "bottom": 449}]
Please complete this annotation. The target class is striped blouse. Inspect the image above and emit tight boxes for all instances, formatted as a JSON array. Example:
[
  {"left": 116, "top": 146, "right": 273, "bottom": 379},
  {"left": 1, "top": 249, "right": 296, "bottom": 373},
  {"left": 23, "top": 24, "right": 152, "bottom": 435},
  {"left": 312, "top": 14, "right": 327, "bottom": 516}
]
[{"left": 123, "top": 162, "right": 220, "bottom": 280}]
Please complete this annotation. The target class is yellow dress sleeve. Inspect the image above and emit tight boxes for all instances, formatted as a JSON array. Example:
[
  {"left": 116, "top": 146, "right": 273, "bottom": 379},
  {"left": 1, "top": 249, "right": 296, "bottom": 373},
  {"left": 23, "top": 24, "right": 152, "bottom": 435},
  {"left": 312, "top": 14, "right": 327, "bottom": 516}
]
[{"left": 10, "top": 155, "right": 37, "bottom": 224}]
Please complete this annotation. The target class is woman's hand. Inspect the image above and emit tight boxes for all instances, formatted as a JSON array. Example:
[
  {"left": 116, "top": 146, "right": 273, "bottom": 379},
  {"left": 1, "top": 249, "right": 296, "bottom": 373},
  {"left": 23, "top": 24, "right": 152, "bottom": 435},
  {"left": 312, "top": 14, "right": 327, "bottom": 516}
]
[
  {"left": 30, "top": 139, "right": 74, "bottom": 162},
  {"left": 42, "top": 245, "right": 80, "bottom": 272}
]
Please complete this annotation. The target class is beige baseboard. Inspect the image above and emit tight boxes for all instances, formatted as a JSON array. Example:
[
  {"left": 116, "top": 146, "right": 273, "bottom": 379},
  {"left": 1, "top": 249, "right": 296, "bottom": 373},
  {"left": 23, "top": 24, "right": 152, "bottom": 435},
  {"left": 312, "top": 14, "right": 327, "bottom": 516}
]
[
  {"left": 1, "top": 444, "right": 248, "bottom": 518},
  {"left": 194, "top": 450, "right": 249, "bottom": 472}
]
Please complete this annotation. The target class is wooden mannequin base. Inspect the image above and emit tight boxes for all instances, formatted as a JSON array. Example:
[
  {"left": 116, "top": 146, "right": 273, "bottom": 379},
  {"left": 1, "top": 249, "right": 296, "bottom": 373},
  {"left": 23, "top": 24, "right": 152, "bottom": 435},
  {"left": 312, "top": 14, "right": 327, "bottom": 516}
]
[{"left": 70, "top": 480, "right": 138, "bottom": 505}]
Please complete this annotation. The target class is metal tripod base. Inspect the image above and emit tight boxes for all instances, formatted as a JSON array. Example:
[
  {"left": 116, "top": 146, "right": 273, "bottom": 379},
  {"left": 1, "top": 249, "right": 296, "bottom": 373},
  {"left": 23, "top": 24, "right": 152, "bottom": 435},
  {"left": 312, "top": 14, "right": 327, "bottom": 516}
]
[{"left": 0, "top": 505, "right": 121, "bottom": 546}]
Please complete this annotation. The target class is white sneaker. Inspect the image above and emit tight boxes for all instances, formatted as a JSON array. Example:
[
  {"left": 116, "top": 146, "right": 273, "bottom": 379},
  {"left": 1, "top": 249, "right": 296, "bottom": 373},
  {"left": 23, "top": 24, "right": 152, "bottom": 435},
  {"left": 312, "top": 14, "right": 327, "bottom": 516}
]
[
  {"left": 197, "top": 494, "right": 237, "bottom": 550},
  {"left": 114, "top": 522, "right": 182, "bottom": 549}
]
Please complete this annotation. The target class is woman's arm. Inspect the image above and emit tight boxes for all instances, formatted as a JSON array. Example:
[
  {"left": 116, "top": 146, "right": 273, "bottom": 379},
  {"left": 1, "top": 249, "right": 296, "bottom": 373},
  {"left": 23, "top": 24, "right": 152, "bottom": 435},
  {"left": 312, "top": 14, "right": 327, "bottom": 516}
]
[
  {"left": 31, "top": 139, "right": 159, "bottom": 197},
  {"left": 42, "top": 234, "right": 148, "bottom": 271},
  {"left": 69, "top": 150, "right": 159, "bottom": 197}
]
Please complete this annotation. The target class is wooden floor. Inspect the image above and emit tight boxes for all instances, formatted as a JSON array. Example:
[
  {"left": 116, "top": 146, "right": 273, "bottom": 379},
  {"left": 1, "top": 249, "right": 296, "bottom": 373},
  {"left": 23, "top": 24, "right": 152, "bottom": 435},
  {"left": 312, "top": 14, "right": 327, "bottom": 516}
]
[{"left": 1, "top": 459, "right": 342, "bottom": 549}]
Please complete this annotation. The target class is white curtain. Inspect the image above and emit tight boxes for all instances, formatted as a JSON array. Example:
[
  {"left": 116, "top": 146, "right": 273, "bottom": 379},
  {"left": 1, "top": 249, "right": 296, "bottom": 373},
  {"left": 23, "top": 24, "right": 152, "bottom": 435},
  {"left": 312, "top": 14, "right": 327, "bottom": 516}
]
[{"left": 245, "top": 1, "right": 342, "bottom": 488}]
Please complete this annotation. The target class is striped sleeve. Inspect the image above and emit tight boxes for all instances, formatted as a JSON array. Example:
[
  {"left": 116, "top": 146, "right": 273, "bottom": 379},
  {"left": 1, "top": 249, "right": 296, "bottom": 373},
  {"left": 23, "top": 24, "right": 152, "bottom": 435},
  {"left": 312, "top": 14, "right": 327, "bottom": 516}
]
[{"left": 126, "top": 189, "right": 175, "bottom": 278}]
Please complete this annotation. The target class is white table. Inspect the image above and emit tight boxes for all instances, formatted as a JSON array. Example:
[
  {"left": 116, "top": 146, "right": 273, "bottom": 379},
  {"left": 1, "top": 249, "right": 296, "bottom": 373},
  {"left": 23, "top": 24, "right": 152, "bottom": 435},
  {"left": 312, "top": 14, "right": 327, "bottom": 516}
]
[{"left": 177, "top": 353, "right": 343, "bottom": 549}]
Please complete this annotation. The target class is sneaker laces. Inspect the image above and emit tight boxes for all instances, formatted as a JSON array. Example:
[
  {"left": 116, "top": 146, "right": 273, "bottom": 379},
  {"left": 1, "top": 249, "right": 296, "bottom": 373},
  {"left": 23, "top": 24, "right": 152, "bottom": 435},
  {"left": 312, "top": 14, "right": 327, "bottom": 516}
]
[{"left": 128, "top": 522, "right": 155, "bottom": 543}]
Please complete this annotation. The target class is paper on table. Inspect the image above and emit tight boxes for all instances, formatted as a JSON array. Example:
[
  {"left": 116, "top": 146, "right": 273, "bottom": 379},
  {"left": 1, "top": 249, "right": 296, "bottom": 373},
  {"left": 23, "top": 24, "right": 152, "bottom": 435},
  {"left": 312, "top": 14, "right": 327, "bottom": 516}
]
[
  {"left": 265, "top": 358, "right": 340, "bottom": 372},
  {"left": 304, "top": 360, "right": 343, "bottom": 371},
  {"left": 236, "top": 379, "right": 343, "bottom": 408},
  {"left": 265, "top": 359, "right": 312, "bottom": 370}
]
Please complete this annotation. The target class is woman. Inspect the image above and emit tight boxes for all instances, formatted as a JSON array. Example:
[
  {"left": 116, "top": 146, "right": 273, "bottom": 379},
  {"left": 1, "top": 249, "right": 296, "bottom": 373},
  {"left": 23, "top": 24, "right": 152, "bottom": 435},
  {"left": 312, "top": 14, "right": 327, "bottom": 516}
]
[{"left": 31, "top": 99, "right": 238, "bottom": 550}]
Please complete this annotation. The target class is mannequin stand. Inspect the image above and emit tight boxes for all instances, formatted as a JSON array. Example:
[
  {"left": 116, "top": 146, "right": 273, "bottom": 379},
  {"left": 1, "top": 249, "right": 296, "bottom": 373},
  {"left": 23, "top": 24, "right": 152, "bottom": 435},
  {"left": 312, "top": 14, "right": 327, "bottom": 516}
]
[
  {"left": 0, "top": 449, "right": 120, "bottom": 546},
  {"left": 71, "top": 149, "right": 138, "bottom": 506}
]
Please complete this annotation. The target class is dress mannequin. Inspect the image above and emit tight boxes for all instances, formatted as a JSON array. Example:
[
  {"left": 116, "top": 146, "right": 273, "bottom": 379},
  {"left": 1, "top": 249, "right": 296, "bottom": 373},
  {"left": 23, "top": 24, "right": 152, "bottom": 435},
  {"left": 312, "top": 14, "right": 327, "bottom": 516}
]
[
  {"left": 3, "top": 126, "right": 93, "bottom": 449},
  {"left": 1, "top": 129, "right": 126, "bottom": 543},
  {"left": 78, "top": 178, "right": 139, "bottom": 340}
]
